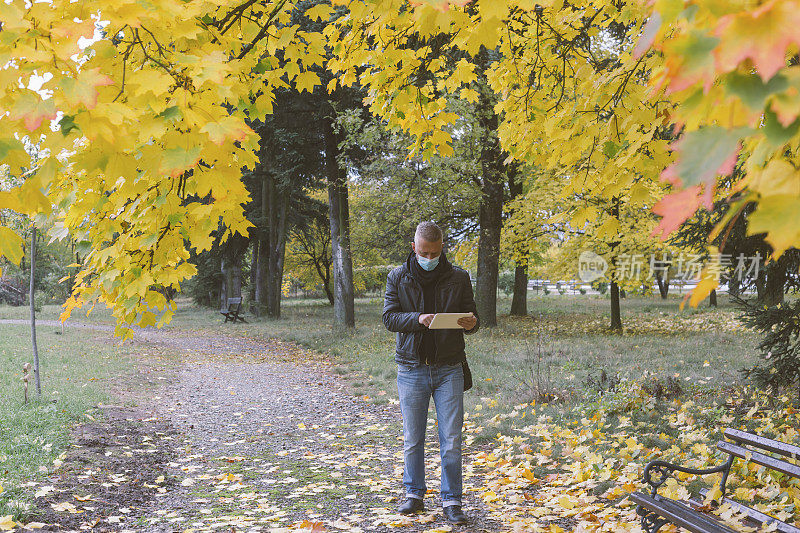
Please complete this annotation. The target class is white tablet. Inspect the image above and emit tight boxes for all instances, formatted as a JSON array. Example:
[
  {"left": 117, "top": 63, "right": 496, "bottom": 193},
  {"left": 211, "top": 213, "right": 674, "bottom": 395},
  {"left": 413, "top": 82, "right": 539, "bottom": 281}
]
[{"left": 428, "top": 312, "right": 474, "bottom": 329}]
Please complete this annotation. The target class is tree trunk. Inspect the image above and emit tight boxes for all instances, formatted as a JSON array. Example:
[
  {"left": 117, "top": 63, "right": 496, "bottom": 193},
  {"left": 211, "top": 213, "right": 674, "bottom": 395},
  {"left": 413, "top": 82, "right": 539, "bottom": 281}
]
[
  {"left": 230, "top": 263, "right": 242, "bottom": 299},
  {"left": 274, "top": 216, "right": 288, "bottom": 313},
  {"left": 709, "top": 289, "right": 717, "bottom": 307},
  {"left": 476, "top": 189, "right": 503, "bottom": 327},
  {"left": 255, "top": 238, "right": 269, "bottom": 315},
  {"left": 508, "top": 164, "right": 527, "bottom": 317},
  {"left": 30, "top": 226, "right": 41, "bottom": 396},
  {"left": 220, "top": 257, "right": 229, "bottom": 309},
  {"left": 324, "top": 113, "right": 355, "bottom": 328},
  {"left": 221, "top": 252, "right": 242, "bottom": 302},
  {"left": 265, "top": 172, "right": 289, "bottom": 318},
  {"left": 609, "top": 280, "right": 622, "bottom": 331},
  {"left": 755, "top": 267, "right": 766, "bottom": 301},
  {"left": 728, "top": 274, "right": 740, "bottom": 298},
  {"left": 762, "top": 255, "right": 787, "bottom": 306},
  {"left": 249, "top": 239, "right": 259, "bottom": 312},
  {"left": 655, "top": 270, "right": 670, "bottom": 299},
  {"left": 255, "top": 178, "right": 269, "bottom": 317},
  {"left": 475, "top": 86, "right": 504, "bottom": 328},
  {"left": 609, "top": 197, "right": 623, "bottom": 331},
  {"left": 510, "top": 263, "right": 528, "bottom": 316},
  {"left": 308, "top": 240, "right": 333, "bottom": 305}
]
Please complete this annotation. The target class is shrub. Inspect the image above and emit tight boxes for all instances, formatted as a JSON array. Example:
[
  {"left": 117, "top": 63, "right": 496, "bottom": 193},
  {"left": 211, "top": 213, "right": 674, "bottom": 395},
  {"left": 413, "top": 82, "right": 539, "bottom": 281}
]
[
  {"left": 734, "top": 295, "right": 800, "bottom": 401},
  {"left": 497, "top": 270, "right": 516, "bottom": 296},
  {"left": 584, "top": 368, "right": 620, "bottom": 395},
  {"left": 594, "top": 379, "right": 652, "bottom": 414},
  {"left": 641, "top": 375, "right": 683, "bottom": 400},
  {"left": 594, "top": 281, "right": 609, "bottom": 295},
  {"left": 513, "top": 329, "right": 570, "bottom": 404}
]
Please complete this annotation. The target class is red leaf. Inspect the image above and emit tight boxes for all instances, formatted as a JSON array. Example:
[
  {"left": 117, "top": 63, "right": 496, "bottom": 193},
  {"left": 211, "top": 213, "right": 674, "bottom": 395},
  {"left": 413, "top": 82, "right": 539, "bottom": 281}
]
[
  {"left": 714, "top": 0, "right": 800, "bottom": 81},
  {"left": 651, "top": 185, "right": 710, "bottom": 239}
]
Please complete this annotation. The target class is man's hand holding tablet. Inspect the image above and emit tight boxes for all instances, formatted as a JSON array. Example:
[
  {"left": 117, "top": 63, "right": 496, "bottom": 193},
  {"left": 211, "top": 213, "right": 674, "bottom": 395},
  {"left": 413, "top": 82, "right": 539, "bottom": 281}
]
[{"left": 426, "top": 312, "right": 475, "bottom": 330}]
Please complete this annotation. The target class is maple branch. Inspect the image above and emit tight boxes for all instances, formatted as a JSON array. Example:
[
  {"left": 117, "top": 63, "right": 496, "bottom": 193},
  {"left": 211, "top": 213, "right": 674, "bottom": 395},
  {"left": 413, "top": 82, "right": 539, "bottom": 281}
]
[
  {"left": 113, "top": 41, "right": 137, "bottom": 102},
  {"left": 139, "top": 25, "right": 169, "bottom": 60},
  {"left": 505, "top": 12, "right": 533, "bottom": 119},
  {"left": 132, "top": 29, "right": 170, "bottom": 71},
  {"left": 604, "top": 56, "right": 646, "bottom": 110},
  {"left": 548, "top": 52, "right": 568, "bottom": 112},
  {"left": 581, "top": 136, "right": 597, "bottom": 187},
  {"left": 216, "top": 0, "right": 260, "bottom": 35},
  {"left": 236, "top": 0, "right": 288, "bottom": 60},
  {"left": 132, "top": 29, "right": 183, "bottom": 85}
]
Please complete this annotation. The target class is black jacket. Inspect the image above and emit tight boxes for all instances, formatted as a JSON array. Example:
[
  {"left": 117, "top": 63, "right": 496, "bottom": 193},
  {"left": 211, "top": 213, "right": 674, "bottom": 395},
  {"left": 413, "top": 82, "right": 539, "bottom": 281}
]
[{"left": 382, "top": 252, "right": 479, "bottom": 366}]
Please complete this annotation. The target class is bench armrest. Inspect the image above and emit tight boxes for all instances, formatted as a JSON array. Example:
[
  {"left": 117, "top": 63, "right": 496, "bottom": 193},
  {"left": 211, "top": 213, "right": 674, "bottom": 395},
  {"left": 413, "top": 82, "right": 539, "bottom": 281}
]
[{"left": 642, "top": 458, "right": 733, "bottom": 496}]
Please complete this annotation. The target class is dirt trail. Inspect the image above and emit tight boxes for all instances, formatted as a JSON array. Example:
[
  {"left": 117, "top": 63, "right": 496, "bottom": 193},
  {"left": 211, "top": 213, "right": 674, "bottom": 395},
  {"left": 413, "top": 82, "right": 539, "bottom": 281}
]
[{"left": 3, "top": 320, "right": 502, "bottom": 532}]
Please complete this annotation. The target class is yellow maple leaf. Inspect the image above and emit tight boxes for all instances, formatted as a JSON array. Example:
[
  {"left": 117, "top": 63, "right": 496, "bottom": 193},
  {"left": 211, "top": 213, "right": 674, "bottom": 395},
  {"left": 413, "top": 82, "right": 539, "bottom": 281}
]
[
  {"left": 295, "top": 71, "right": 320, "bottom": 94},
  {"left": 558, "top": 495, "right": 575, "bottom": 509},
  {"left": 60, "top": 68, "right": 114, "bottom": 109},
  {"left": 0, "top": 227, "right": 25, "bottom": 266},
  {"left": 0, "top": 515, "right": 16, "bottom": 532},
  {"left": 704, "top": 486, "right": 722, "bottom": 505}
]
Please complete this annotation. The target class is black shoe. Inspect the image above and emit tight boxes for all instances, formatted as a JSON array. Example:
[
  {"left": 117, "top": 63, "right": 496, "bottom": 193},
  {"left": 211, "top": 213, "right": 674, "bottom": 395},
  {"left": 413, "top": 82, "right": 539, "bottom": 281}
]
[
  {"left": 443, "top": 505, "right": 468, "bottom": 524},
  {"left": 398, "top": 497, "right": 424, "bottom": 514}
]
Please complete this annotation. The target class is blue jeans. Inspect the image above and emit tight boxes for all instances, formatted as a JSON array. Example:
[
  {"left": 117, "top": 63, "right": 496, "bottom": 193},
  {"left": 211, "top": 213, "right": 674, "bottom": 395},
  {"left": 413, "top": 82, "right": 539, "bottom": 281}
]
[{"left": 396, "top": 361, "right": 464, "bottom": 507}]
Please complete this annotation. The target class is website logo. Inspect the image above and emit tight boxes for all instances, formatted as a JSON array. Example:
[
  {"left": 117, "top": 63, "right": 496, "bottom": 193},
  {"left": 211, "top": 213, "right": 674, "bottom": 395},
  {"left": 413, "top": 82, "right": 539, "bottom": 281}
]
[{"left": 578, "top": 251, "right": 608, "bottom": 282}]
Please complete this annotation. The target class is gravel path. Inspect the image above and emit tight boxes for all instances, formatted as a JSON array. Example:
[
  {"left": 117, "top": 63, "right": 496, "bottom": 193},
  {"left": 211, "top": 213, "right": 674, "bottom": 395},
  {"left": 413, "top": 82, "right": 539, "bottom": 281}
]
[{"left": 4, "top": 320, "right": 504, "bottom": 532}]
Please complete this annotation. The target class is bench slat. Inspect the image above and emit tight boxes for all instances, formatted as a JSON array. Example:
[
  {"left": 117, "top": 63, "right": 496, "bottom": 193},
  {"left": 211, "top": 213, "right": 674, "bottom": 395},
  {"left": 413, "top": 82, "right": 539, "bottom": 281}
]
[
  {"left": 718, "top": 441, "right": 800, "bottom": 479},
  {"left": 631, "top": 492, "right": 738, "bottom": 533},
  {"left": 699, "top": 489, "right": 800, "bottom": 533},
  {"left": 725, "top": 429, "right": 800, "bottom": 461}
]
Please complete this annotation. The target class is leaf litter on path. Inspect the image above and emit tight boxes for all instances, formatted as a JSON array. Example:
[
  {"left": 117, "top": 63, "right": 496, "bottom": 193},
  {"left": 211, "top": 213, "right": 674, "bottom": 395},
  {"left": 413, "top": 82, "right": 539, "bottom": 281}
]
[{"left": 9, "top": 328, "right": 502, "bottom": 532}]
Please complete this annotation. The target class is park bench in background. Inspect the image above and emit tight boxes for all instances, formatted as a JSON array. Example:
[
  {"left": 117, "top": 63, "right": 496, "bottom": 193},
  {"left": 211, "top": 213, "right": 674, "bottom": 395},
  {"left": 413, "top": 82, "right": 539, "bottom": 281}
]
[
  {"left": 221, "top": 297, "right": 246, "bottom": 323},
  {"left": 630, "top": 428, "right": 800, "bottom": 533}
]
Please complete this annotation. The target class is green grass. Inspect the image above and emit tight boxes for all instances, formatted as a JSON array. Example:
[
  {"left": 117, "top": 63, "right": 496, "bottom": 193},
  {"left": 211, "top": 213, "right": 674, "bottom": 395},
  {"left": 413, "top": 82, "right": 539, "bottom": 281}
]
[
  {"left": 0, "top": 324, "right": 139, "bottom": 521},
  {"left": 0, "top": 293, "right": 762, "bottom": 414},
  {"left": 121, "top": 292, "right": 762, "bottom": 441},
  {"left": 0, "top": 302, "right": 117, "bottom": 325},
  {"left": 191, "top": 293, "right": 756, "bottom": 398}
]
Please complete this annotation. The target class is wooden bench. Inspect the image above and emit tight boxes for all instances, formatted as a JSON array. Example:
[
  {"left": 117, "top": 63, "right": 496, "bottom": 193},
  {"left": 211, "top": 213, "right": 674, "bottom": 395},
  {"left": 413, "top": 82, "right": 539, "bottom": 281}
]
[
  {"left": 631, "top": 428, "right": 800, "bottom": 533},
  {"left": 221, "top": 297, "right": 246, "bottom": 323}
]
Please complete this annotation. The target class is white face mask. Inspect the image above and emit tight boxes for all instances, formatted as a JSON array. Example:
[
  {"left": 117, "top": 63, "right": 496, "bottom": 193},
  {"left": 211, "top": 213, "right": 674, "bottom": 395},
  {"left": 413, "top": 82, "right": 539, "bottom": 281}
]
[{"left": 416, "top": 253, "right": 439, "bottom": 271}]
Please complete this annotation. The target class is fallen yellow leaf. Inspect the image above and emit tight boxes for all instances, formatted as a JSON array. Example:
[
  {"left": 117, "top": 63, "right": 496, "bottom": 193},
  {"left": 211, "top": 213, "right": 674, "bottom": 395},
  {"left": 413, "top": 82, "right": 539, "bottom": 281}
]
[
  {"left": 0, "top": 515, "right": 17, "bottom": 532},
  {"left": 558, "top": 495, "right": 575, "bottom": 509}
]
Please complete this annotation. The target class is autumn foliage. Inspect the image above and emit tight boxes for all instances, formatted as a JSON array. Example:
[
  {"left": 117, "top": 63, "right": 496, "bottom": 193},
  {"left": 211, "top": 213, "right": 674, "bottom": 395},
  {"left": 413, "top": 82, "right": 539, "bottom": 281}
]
[{"left": 0, "top": 0, "right": 799, "bottom": 331}]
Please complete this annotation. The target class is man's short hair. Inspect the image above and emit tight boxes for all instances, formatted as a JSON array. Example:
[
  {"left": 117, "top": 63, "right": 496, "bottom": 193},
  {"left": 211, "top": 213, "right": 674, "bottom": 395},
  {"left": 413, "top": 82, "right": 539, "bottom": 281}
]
[{"left": 415, "top": 221, "right": 443, "bottom": 243}]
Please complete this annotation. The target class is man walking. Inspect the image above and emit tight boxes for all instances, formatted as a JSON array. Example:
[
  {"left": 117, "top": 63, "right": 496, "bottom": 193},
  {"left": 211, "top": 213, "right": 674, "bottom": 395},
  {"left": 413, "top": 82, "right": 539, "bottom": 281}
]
[{"left": 382, "top": 221, "right": 479, "bottom": 524}]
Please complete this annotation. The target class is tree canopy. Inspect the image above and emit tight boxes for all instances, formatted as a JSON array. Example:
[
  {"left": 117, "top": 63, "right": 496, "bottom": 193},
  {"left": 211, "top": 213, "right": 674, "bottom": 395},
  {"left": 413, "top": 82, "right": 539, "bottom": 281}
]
[{"left": 1, "top": 0, "right": 799, "bottom": 334}]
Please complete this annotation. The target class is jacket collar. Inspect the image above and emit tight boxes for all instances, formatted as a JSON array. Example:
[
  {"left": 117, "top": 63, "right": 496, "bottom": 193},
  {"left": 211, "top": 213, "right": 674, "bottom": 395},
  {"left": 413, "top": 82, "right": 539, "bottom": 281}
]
[{"left": 403, "top": 250, "right": 453, "bottom": 285}]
